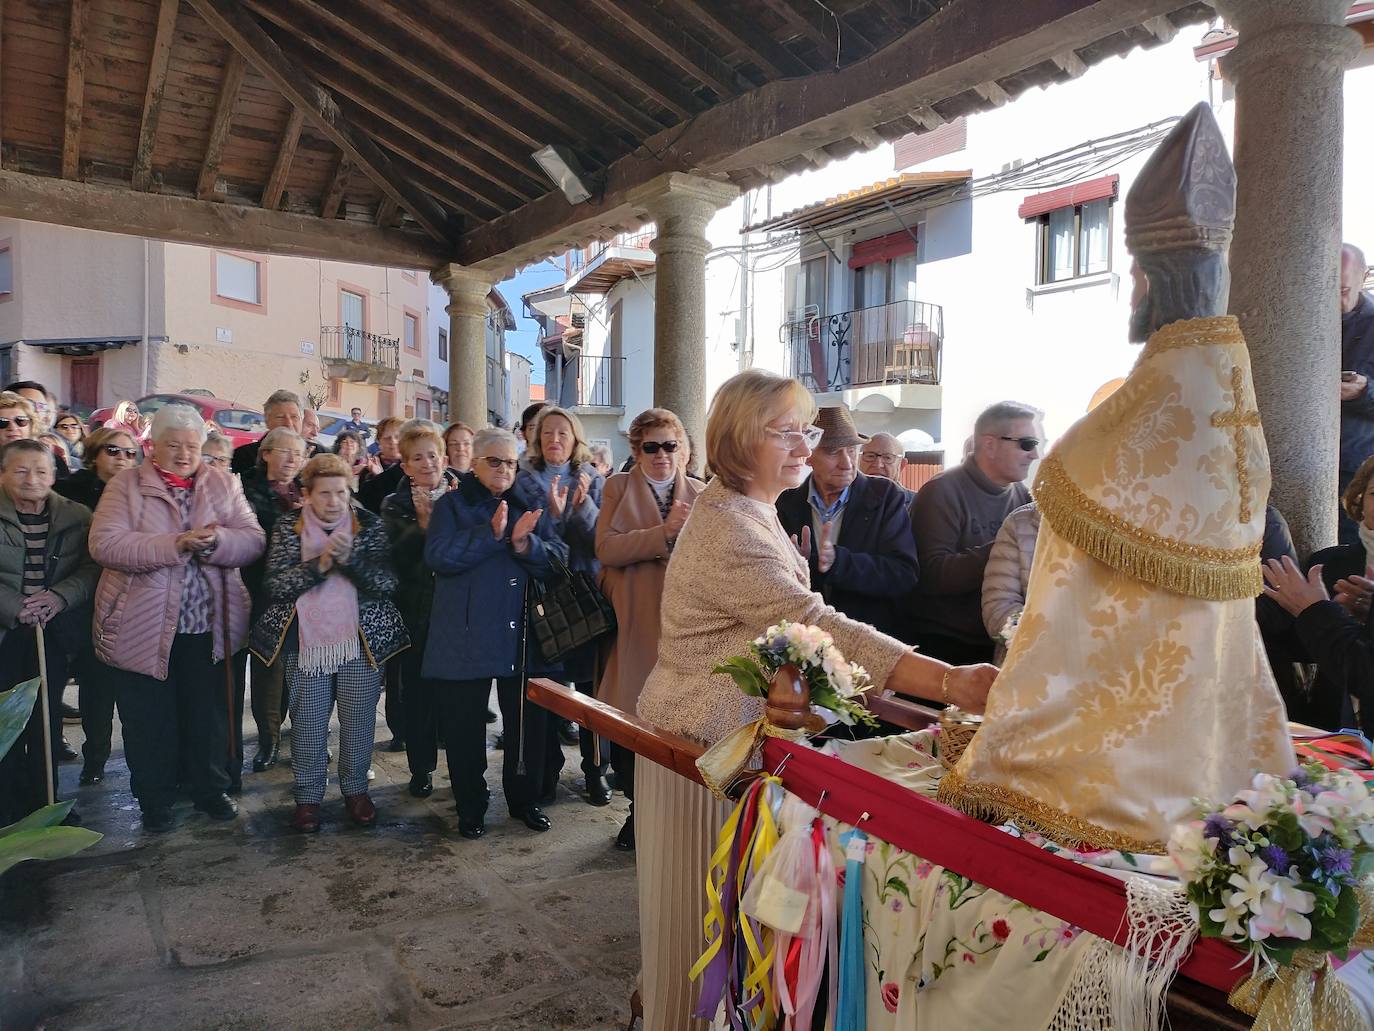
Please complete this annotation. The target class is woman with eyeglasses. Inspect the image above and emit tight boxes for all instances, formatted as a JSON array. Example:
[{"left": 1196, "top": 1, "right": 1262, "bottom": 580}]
[
  {"left": 594, "top": 408, "right": 703, "bottom": 851},
  {"left": 52, "top": 414, "right": 86, "bottom": 466},
  {"left": 516, "top": 405, "right": 608, "bottom": 810},
  {"left": 238, "top": 427, "right": 307, "bottom": 775},
  {"left": 0, "top": 391, "right": 35, "bottom": 445},
  {"left": 421, "top": 427, "right": 566, "bottom": 839},
  {"left": 633, "top": 370, "right": 998, "bottom": 1030},
  {"left": 200, "top": 433, "right": 234, "bottom": 471}
]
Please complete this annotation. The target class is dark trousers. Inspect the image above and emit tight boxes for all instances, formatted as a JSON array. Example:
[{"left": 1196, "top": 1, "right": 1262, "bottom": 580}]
[
  {"left": 110, "top": 632, "right": 231, "bottom": 813},
  {"left": 610, "top": 742, "right": 635, "bottom": 801},
  {"left": 384, "top": 657, "right": 403, "bottom": 741},
  {"left": 436, "top": 677, "right": 561, "bottom": 821},
  {"left": 914, "top": 631, "right": 995, "bottom": 667},
  {"left": 575, "top": 679, "right": 609, "bottom": 779},
  {"left": 0, "top": 624, "right": 67, "bottom": 825},
  {"left": 401, "top": 646, "right": 437, "bottom": 778},
  {"left": 227, "top": 650, "right": 247, "bottom": 789},
  {"left": 72, "top": 647, "right": 116, "bottom": 771},
  {"left": 248, "top": 651, "right": 287, "bottom": 750}
]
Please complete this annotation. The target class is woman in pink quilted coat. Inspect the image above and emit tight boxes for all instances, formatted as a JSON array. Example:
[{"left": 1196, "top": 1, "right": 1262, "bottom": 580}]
[{"left": 88, "top": 403, "right": 265, "bottom": 834}]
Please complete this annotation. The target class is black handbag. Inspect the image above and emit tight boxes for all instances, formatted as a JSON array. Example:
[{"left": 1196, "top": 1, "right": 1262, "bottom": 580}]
[{"left": 526, "top": 550, "right": 617, "bottom": 664}]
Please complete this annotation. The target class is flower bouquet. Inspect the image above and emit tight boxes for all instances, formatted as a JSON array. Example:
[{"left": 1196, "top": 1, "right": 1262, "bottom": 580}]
[
  {"left": 1164, "top": 766, "right": 1374, "bottom": 968},
  {"left": 713, "top": 621, "right": 877, "bottom": 728},
  {"left": 997, "top": 610, "right": 1022, "bottom": 646}
]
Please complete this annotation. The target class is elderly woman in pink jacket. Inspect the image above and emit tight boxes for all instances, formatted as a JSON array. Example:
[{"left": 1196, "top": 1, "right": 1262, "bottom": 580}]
[{"left": 89, "top": 404, "right": 265, "bottom": 833}]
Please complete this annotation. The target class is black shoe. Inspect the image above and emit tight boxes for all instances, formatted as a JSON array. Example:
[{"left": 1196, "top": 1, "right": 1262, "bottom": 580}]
[
  {"left": 386, "top": 737, "right": 406, "bottom": 753},
  {"left": 457, "top": 817, "right": 486, "bottom": 839},
  {"left": 408, "top": 773, "right": 433, "bottom": 798},
  {"left": 142, "top": 808, "right": 175, "bottom": 833},
  {"left": 251, "top": 742, "right": 279, "bottom": 772},
  {"left": 615, "top": 813, "right": 635, "bottom": 851},
  {"left": 493, "top": 732, "right": 504, "bottom": 751},
  {"left": 61, "top": 702, "right": 81, "bottom": 723},
  {"left": 227, "top": 780, "right": 243, "bottom": 797},
  {"left": 194, "top": 793, "right": 239, "bottom": 821},
  {"left": 79, "top": 764, "right": 104, "bottom": 786},
  {"left": 585, "top": 774, "right": 612, "bottom": 807},
  {"left": 516, "top": 806, "right": 551, "bottom": 832},
  {"left": 558, "top": 721, "right": 579, "bottom": 747},
  {"left": 59, "top": 738, "right": 79, "bottom": 762}
]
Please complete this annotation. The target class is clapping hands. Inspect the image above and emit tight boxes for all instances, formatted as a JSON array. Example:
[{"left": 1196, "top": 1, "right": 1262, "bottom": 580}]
[
  {"left": 664, "top": 499, "right": 691, "bottom": 541},
  {"left": 490, "top": 500, "right": 544, "bottom": 555}
]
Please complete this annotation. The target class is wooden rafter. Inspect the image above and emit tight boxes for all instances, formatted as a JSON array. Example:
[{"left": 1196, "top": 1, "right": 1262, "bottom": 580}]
[
  {"left": 260, "top": 106, "right": 304, "bottom": 210},
  {"left": 319, "top": 153, "right": 349, "bottom": 219},
  {"left": 132, "top": 0, "right": 180, "bottom": 191},
  {"left": 195, "top": 49, "right": 246, "bottom": 200},
  {"left": 767, "top": 0, "right": 877, "bottom": 61},
  {"left": 381, "top": 155, "right": 494, "bottom": 223},
  {"left": 375, "top": 196, "right": 399, "bottom": 228},
  {"left": 62, "top": 0, "right": 88, "bottom": 181},
  {"left": 186, "top": 0, "right": 452, "bottom": 242},
  {"left": 499, "top": 0, "right": 703, "bottom": 121},
  {"left": 672, "top": 0, "right": 811, "bottom": 79},
  {"left": 581, "top": 0, "right": 741, "bottom": 99}
]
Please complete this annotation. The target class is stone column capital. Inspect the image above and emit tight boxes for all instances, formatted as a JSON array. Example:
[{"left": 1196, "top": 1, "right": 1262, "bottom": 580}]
[
  {"left": 630, "top": 173, "right": 740, "bottom": 231},
  {"left": 1215, "top": 0, "right": 1362, "bottom": 78},
  {"left": 433, "top": 263, "right": 500, "bottom": 317}
]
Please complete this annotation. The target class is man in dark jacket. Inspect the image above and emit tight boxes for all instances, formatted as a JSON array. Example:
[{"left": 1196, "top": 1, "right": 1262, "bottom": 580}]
[
  {"left": 1340, "top": 243, "right": 1374, "bottom": 545},
  {"left": 776, "top": 408, "right": 919, "bottom": 639}
]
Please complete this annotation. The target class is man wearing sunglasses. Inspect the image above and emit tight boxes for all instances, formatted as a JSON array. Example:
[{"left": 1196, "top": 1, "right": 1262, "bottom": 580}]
[{"left": 907, "top": 400, "right": 1040, "bottom": 664}]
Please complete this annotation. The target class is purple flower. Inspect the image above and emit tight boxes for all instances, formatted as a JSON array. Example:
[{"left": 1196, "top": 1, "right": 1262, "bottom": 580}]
[
  {"left": 1318, "top": 846, "right": 1353, "bottom": 880},
  {"left": 1203, "top": 813, "right": 1235, "bottom": 843},
  {"left": 1258, "top": 844, "right": 1290, "bottom": 873},
  {"left": 1290, "top": 768, "right": 1317, "bottom": 791}
]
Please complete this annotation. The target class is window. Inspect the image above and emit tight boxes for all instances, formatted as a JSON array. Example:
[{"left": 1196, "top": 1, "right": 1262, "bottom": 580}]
[
  {"left": 341, "top": 289, "right": 365, "bottom": 360},
  {"left": 403, "top": 312, "right": 419, "bottom": 352},
  {"left": 1034, "top": 199, "right": 1112, "bottom": 284},
  {"left": 215, "top": 252, "right": 261, "bottom": 305},
  {"left": 215, "top": 409, "right": 267, "bottom": 432},
  {"left": 415, "top": 397, "right": 430, "bottom": 419},
  {"left": 437, "top": 327, "right": 448, "bottom": 362},
  {"left": 0, "top": 243, "right": 14, "bottom": 297}
]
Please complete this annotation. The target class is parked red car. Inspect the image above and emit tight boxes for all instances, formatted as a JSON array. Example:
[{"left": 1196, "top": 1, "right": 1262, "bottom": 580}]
[{"left": 88, "top": 393, "right": 268, "bottom": 449}]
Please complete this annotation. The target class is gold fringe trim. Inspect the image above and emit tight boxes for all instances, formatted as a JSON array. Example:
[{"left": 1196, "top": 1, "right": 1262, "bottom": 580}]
[
  {"left": 1139, "top": 314, "right": 1245, "bottom": 358},
  {"left": 1034, "top": 455, "right": 1262, "bottom": 602},
  {"left": 937, "top": 767, "right": 1168, "bottom": 856}
]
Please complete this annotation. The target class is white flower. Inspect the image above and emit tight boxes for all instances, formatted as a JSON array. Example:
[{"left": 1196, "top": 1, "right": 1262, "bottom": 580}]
[
  {"left": 1166, "top": 821, "right": 1211, "bottom": 880},
  {"left": 998, "top": 611, "right": 1022, "bottom": 644},
  {"left": 1210, "top": 890, "right": 1250, "bottom": 940},
  {"left": 1250, "top": 885, "right": 1315, "bottom": 942},
  {"left": 1226, "top": 859, "right": 1273, "bottom": 916}
]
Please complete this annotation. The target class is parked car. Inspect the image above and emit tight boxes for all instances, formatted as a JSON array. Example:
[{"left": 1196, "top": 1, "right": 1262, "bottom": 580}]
[
  {"left": 314, "top": 411, "right": 376, "bottom": 452},
  {"left": 88, "top": 393, "right": 268, "bottom": 449}
]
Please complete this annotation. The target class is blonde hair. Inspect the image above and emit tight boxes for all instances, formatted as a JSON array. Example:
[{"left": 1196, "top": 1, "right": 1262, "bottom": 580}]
[
  {"left": 399, "top": 423, "right": 445, "bottom": 459},
  {"left": 527, "top": 405, "right": 593, "bottom": 470},
  {"left": 86, "top": 426, "right": 137, "bottom": 455},
  {"left": 300, "top": 452, "right": 351, "bottom": 489},
  {"left": 0, "top": 390, "right": 36, "bottom": 419},
  {"left": 706, "top": 370, "right": 816, "bottom": 494}
]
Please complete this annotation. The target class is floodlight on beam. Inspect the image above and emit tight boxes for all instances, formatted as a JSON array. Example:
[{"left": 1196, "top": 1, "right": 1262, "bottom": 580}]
[{"left": 533, "top": 144, "right": 593, "bottom": 205}]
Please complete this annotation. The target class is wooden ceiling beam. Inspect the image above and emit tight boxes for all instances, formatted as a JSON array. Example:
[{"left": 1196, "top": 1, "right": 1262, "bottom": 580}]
[
  {"left": 381, "top": 156, "right": 495, "bottom": 223},
  {"left": 186, "top": 0, "right": 453, "bottom": 242},
  {"left": 671, "top": 0, "right": 811, "bottom": 79},
  {"left": 61, "top": 0, "right": 88, "bottom": 180},
  {"left": 0, "top": 168, "right": 448, "bottom": 267},
  {"left": 498, "top": 0, "right": 704, "bottom": 121},
  {"left": 132, "top": 0, "right": 180, "bottom": 191},
  {"left": 319, "top": 153, "right": 349, "bottom": 219},
  {"left": 581, "top": 0, "right": 742, "bottom": 99},
  {"left": 195, "top": 49, "right": 246, "bottom": 200},
  {"left": 260, "top": 106, "right": 303, "bottom": 210},
  {"left": 375, "top": 196, "right": 399, "bottom": 229}
]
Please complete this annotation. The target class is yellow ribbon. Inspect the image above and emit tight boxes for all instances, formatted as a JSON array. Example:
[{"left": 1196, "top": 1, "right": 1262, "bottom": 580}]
[
  {"left": 1228, "top": 881, "right": 1374, "bottom": 1031},
  {"left": 695, "top": 718, "right": 808, "bottom": 800},
  {"left": 690, "top": 799, "right": 745, "bottom": 983}
]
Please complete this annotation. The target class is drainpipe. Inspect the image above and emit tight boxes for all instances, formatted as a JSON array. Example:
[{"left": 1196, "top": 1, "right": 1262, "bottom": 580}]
[{"left": 140, "top": 239, "right": 150, "bottom": 394}]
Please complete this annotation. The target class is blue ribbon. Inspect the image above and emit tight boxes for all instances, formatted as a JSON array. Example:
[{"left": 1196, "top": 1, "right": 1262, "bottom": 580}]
[{"left": 836, "top": 828, "right": 868, "bottom": 1031}]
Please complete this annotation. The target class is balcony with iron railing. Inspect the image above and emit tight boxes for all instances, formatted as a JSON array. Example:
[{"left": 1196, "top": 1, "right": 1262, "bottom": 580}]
[
  {"left": 564, "top": 227, "right": 657, "bottom": 294},
  {"left": 320, "top": 326, "right": 401, "bottom": 386},
  {"left": 780, "top": 299, "right": 943, "bottom": 399},
  {"left": 548, "top": 353, "right": 625, "bottom": 411}
]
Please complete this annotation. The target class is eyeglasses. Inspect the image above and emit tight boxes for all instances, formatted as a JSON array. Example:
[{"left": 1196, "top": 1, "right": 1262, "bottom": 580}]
[
  {"left": 861, "top": 451, "right": 901, "bottom": 463},
  {"left": 480, "top": 456, "right": 518, "bottom": 471},
  {"left": 102, "top": 445, "right": 139, "bottom": 459},
  {"left": 0, "top": 416, "right": 32, "bottom": 430},
  {"left": 765, "top": 425, "right": 824, "bottom": 451},
  {"left": 640, "top": 440, "right": 680, "bottom": 455},
  {"left": 201, "top": 454, "right": 229, "bottom": 466},
  {"left": 267, "top": 449, "right": 305, "bottom": 460},
  {"left": 997, "top": 435, "right": 1041, "bottom": 453}
]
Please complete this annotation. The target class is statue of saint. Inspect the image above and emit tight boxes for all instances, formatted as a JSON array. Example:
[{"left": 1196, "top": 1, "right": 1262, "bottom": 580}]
[{"left": 939, "top": 104, "right": 1295, "bottom": 854}]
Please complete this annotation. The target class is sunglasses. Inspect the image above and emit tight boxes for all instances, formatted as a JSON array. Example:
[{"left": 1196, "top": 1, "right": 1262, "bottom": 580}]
[
  {"left": 641, "top": 440, "right": 680, "bottom": 455},
  {"left": 480, "top": 456, "right": 518, "bottom": 471},
  {"left": 55, "top": 421, "right": 80, "bottom": 431},
  {"left": 103, "top": 445, "right": 139, "bottom": 459},
  {"left": 0, "top": 415, "right": 32, "bottom": 430},
  {"left": 997, "top": 435, "right": 1041, "bottom": 452}
]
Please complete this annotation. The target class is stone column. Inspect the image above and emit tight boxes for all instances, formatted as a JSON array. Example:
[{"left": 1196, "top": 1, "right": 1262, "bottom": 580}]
[
  {"left": 433, "top": 263, "right": 498, "bottom": 429},
  {"left": 632, "top": 173, "right": 740, "bottom": 451},
  {"left": 1217, "top": 0, "right": 1360, "bottom": 556}
]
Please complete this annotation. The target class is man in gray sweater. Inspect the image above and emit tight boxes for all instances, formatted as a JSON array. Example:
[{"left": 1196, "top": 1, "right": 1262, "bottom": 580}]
[{"left": 907, "top": 401, "right": 1039, "bottom": 663}]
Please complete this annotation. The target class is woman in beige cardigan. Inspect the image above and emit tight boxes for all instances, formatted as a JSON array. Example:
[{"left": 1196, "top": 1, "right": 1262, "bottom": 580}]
[
  {"left": 635, "top": 369, "right": 998, "bottom": 1030},
  {"left": 596, "top": 408, "right": 704, "bottom": 852}
]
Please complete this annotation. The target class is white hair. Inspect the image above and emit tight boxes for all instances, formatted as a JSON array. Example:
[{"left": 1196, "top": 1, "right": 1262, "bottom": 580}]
[
  {"left": 151, "top": 403, "right": 208, "bottom": 443},
  {"left": 259, "top": 426, "right": 305, "bottom": 454},
  {"left": 472, "top": 426, "right": 517, "bottom": 456}
]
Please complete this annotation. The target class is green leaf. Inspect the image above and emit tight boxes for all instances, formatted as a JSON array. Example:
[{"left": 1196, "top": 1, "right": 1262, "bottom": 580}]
[
  {"left": 0, "top": 826, "right": 102, "bottom": 876},
  {"left": 1033, "top": 948, "right": 1051, "bottom": 962},
  {"left": 886, "top": 876, "right": 911, "bottom": 902},
  {"left": 0, "top": 802, "right": 74, "bottom": 837},
  {"left": 711, "top": 657, "right": 769, "bottom": 697},
  {"left": 0, "top": 677, "right": 40, "bottom": 760}
]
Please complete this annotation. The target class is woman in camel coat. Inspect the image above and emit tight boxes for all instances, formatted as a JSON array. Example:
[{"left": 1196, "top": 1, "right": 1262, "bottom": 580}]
[{"left": 595, "top": 408, "right": 703, "bottom": 850}]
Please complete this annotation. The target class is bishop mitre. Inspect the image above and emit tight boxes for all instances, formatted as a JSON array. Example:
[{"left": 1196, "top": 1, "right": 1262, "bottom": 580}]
[{"left": 940, "top": 104, "right": 1295, "bottom": 854}]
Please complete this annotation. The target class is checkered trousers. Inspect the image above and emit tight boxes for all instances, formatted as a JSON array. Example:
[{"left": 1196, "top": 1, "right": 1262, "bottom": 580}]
[{"left": 283, "top": 653, "right": 382, "bottom": 804}]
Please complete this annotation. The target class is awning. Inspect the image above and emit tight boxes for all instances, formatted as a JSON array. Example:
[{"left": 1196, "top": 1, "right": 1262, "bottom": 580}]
[
  {"left": 743, "top": 170, "right": 971, "bottom": 235},
  {"left": 849, "top": 230, "right": 916, "bottom": 269},
  {"left": 1017, "top": 174, "right": 1118, "bottom": 220},
  {"left": 18, "top": 336, "right": 140, "bottom": 356}
]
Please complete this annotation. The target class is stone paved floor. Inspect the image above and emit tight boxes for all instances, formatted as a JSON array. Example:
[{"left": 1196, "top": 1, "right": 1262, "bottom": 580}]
[{"left": 0, "top": 689, "right": 639, "bottom": 1031}]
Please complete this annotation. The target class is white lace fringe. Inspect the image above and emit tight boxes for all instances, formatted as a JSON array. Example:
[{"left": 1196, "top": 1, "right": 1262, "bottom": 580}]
[
  {"left": 298, "top": 635, "right": 361, "bottom": 676},
  {"left": 1047, "top": 877, "right": 1197, "bottom": 1031}
]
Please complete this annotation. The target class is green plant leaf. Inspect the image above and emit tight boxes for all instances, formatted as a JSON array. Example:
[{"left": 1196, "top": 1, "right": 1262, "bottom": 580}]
[
  {"left": 886, "top": 876, "right": 911, "bottom": 902},
  {"left": 0, "top": 802, "right": 74, "bottom": 837},
  {"left": 0, "top": 826, "right": 102, "bottom": 876},
  {"left": 0, "top": 677, "right": 40, "bottom": 760},
  {"left": 711, "top": 657, "right": 769, "bottom": 697}
]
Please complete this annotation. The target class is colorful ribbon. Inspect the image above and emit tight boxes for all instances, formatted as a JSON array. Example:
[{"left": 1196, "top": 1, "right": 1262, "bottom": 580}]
[{"left": 836, "top": 828, "right": 868, "bottom": 1031}]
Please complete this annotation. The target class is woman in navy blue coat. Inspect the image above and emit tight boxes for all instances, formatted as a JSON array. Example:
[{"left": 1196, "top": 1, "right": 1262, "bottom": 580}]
[
  {"left": 422, "top": 427, "right": 567, "bottom": 839},
  {"left": 515, "top": 405, "right": 610, "bottom": 806}
]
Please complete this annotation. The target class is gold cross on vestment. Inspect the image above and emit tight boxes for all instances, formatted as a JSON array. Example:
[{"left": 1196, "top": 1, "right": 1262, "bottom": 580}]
[{"left": 1211, "top": 365, "right": 1261, "bottom": 523}]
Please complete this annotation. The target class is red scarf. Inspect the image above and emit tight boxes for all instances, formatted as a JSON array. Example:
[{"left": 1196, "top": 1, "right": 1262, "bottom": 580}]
[{"left": 153, "top": 462, "right": 196, "bottom": 491}]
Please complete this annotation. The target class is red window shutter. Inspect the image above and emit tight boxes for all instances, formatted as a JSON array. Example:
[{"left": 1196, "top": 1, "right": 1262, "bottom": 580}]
[
  {"left": 848, "top": 231, "right": 916, "bottom": 269},
  {"left": 1017, "top": 174, "right": 1119, "bottom": 220},
  {"left": 893, "top": 118, "right": 968, "bottom": 170}
]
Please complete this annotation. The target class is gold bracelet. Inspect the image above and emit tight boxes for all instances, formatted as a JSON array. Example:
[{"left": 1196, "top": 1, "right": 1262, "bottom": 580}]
[{"left": 941, "top": 668, "right": 953, "bottom": 705}]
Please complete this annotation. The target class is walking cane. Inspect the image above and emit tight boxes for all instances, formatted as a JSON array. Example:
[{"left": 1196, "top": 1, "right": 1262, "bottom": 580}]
[
  {"left": 222, "top": 568, "right": 236, "bottom": 763},
  {"left": 34, "top": 622, "right": 56, "bottom": 807}
]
